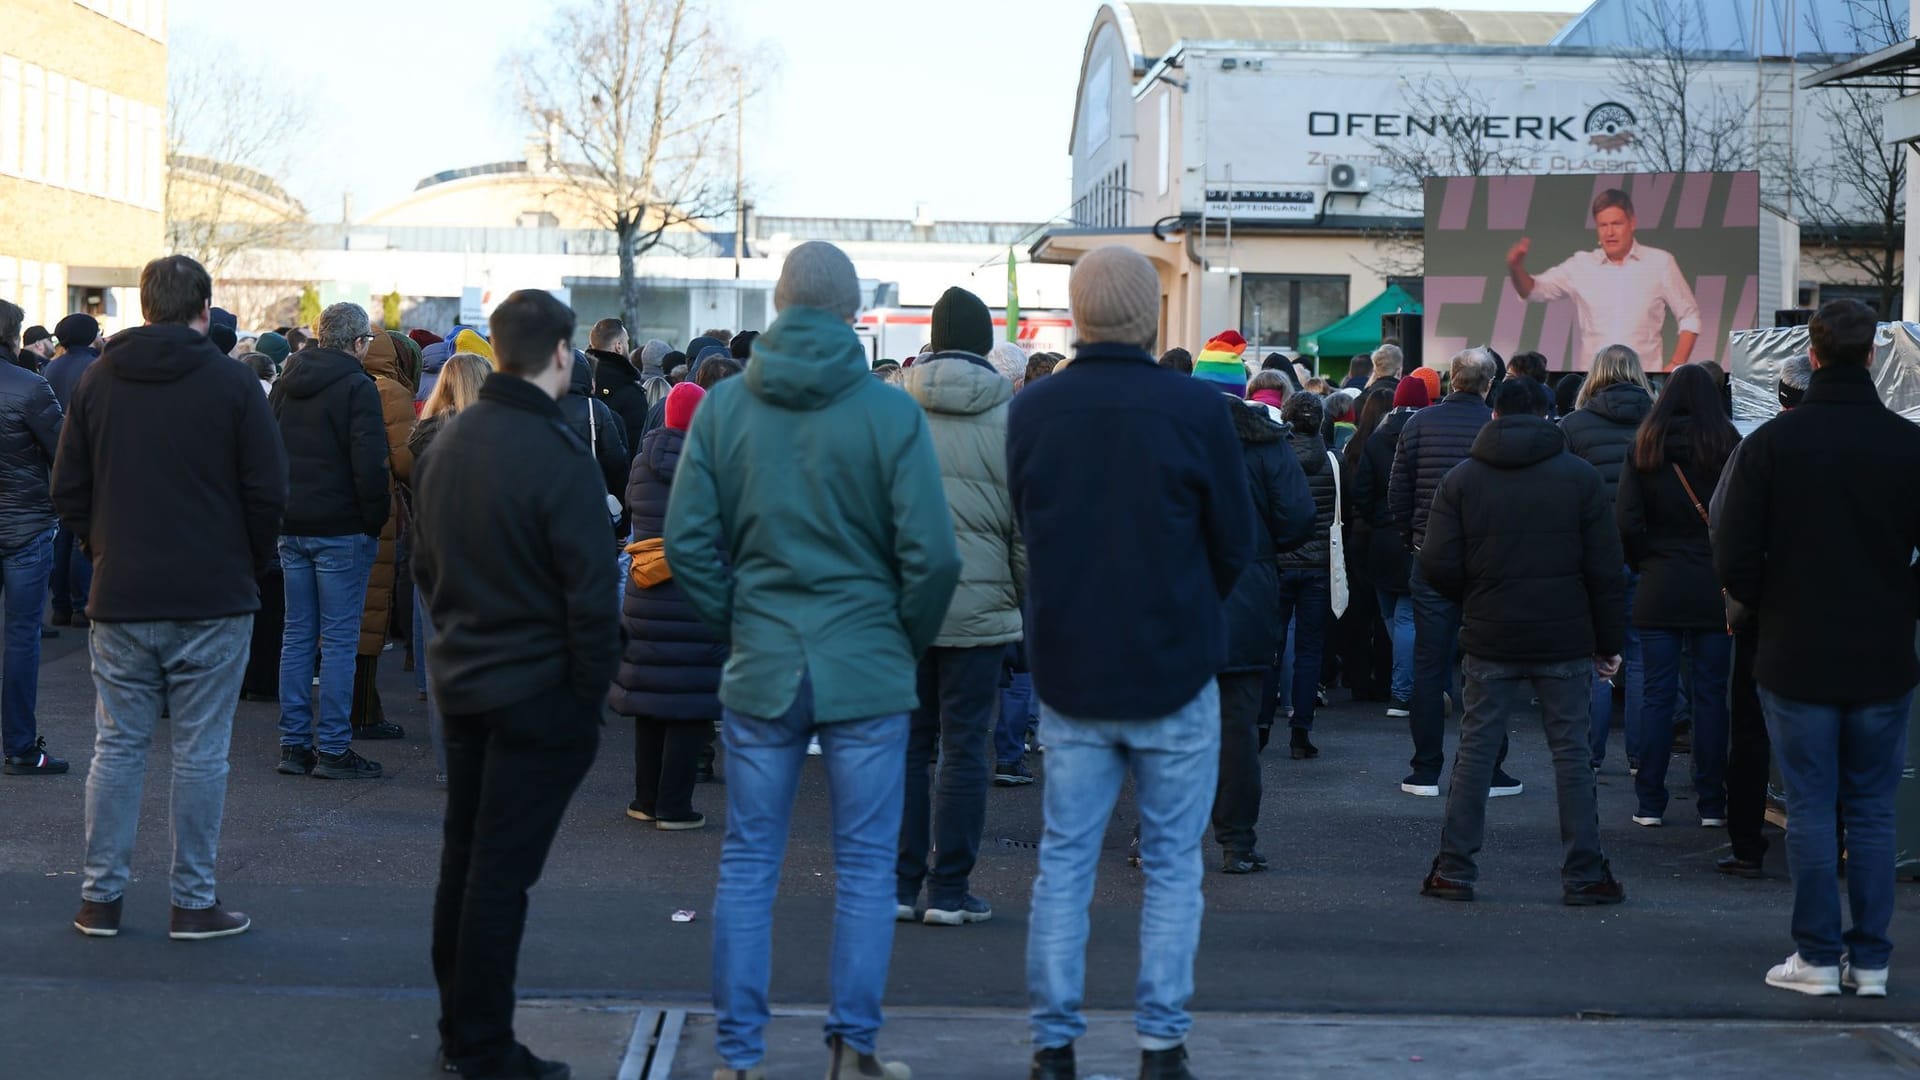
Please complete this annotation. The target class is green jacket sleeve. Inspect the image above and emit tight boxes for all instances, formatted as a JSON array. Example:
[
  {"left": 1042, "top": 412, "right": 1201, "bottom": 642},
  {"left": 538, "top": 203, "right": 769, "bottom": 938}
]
[
  {"left": 891, "top": 410, "right": 963, "bottom": 656},
  {"left": 664, "top": 409, "right": 733, "bottom": 637}
]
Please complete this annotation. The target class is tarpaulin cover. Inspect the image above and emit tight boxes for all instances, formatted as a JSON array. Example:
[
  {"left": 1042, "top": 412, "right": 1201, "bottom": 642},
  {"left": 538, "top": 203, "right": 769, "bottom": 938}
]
[{"left": 1727, "top": 322, "right": 1920, "bottom": 427}]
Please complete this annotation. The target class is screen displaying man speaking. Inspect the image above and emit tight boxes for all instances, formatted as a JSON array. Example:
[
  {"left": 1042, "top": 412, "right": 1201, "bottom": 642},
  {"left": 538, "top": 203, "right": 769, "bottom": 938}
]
[{"left": 1422, "top": 172, "right": 1760, "bottom": 372}]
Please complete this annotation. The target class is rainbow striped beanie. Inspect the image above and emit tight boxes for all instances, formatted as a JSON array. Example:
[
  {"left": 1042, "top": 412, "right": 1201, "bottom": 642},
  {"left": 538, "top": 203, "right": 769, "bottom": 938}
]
[{"left": 1193, "top": 330, "right": 1248, "bottom": 397}]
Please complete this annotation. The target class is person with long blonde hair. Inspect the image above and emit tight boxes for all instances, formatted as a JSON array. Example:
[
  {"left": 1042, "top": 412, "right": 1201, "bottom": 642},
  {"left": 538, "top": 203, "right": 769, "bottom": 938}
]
[{"left": 406, "top": 351, "right": 492, "bottom": 783}]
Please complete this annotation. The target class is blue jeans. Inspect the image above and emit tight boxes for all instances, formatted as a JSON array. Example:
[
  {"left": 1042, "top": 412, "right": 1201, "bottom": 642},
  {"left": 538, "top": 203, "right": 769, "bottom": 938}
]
[
  {"left": 1, "top": 528, "right": 54, "bottom": 757},
  {"left": 1376, "top": 589, "right": 1413, "bottom": 702},
  {"left": 1408, "top": 562, "right": 1499, "bottom": 781},
  {"left": 1028, "top": 682, "right": 1219, "bottom": 1052},
  {"left": 1636, "top": 629, "right": 1731, "bottom": 820},
  {"left": 1759, "top": 688, "right": 1913, "bottom": 969},
  {"left": 996, "top": 642, "right": 1035, "bottom": 765},
  {"left": 1279, "top": 569, "right": 1330, "bottom": 730},
  {"left": 49, "top": 522, "right": 91, "bottom": 617},
  {"left": 712, "top": 677, "right": 908, "bottom": 1069},
  {"left": 82, "top": 616, "right": 252, "bottom": 908},
  {"left": 1588, "top": 569, "right": 1643, "bottom": 768},
  {"left": 278, "top": 535, "right": 375, "bottom": 756}
]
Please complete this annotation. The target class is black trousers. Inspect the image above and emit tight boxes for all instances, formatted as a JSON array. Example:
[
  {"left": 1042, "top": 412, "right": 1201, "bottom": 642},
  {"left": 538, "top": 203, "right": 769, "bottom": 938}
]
[
  {"left": 632, "top": 716, "right": 706, "bottom": 820},
  {"left": 433, "top": 684, "right": 599, "bottom": 1072},
  {"left": 1212, "top": 671, "right": 1266, "bottom": 855},
  {"left": 241, "top": 568, "right": 285, "bottom": 699},
  {"left": 897, "top": 645, "right": 1001, "bottom": 908},
  {"left": 1726, "top": 627, "right": 1772, "bottom": 862}
]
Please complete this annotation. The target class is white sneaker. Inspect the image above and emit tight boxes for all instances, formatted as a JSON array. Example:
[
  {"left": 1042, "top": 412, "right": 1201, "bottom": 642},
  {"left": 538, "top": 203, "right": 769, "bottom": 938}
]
[
  {"left": 1488, "top": 777, "right": 1524, "bottom": 798},
  {"left": 895, "top": 903, "right": 916, "bottom": 923},
  {"left": 1632, "top": 815, "right": 1663, "bottom": 827},
  {"left": 1767, "top": 953, "right": 1841, "bottom": 995},
  {"left": 1401, "top": 781, "right": 1440, "bottom": 797},
  {"left": 807, "top": 737, "right": 822, "bottom": 757},
  {"left": 1700, "top": 818, "right": 1727, "bottom": 828},
  {"left": 1843, "top": 961, "right": 1889, "bottom": 997}
]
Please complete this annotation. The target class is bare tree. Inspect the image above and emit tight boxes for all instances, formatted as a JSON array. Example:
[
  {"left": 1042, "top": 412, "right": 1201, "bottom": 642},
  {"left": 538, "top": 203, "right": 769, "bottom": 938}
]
[
  {"left": 514, "top": 0, "right": 745, "bottom": 332},
  {"left": 165, "top": 38, "right": 310, "bottom": 278},
  {"left": 1796, "top": 0, "right": 1908, "bottom": 316},
  {"left": 1613, "top": 0, "right": 1757, "bottom": 173},
  {"left": 1362, "top": 68, "right": 1545, "bottom": 276}
]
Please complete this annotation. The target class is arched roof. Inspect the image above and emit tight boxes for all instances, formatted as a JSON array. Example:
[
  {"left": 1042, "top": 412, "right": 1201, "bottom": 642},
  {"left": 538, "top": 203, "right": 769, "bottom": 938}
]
[{"left": 1118, "top": 2, "right": 1569, "bottom": 64}]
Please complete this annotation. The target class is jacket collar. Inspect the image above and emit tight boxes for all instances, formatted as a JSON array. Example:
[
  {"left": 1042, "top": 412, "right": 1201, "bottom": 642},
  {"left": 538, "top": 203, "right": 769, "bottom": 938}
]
[
  {"left": 478, "top": 371, "right": 565, "bottom": 418},
  {"left": 1441, "top": 391, "right": 1488, "bottom": 407},
  {"left": 589, "top": 348, "right": 639, "bottom": 383},
  {"left": 1069, "top": 342, "right": 1155, "bottom": 366},
  {"left": 1802, "top": 363, "right": 1883, "bottom": 407}
]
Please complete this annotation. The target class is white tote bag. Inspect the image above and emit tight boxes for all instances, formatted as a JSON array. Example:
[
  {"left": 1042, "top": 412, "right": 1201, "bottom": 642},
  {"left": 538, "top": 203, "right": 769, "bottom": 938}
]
[{"left": 1326, "top": 451, "right": 1350, "bottom": 618}]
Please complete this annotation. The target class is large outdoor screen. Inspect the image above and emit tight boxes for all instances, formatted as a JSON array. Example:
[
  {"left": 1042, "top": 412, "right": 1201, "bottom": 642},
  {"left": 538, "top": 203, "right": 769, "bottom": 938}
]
[{"left": 1421, "top": 172, "right": 1760, "bottom": 372}]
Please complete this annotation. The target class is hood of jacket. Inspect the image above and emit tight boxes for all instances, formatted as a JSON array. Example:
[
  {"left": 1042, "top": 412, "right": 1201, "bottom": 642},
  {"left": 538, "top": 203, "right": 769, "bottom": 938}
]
[
  {"left": 1378, "top": 407, "right": 1415, "bottom": 442},
  {"left": 1231, "top": 398, "right": 1286, "bottom": 444},
  {"left": 685, "top": 335, "right": 725, "bottom": 380},
  {"left": 389, "top": 331, "right": 422, "bottom": 390},
  {"left": 568, "top": 353, "right": 595, "bottom": 398},
  {"left": 1472, "top": 414, "right": 1567, "bottom": 469},
  {"left": 420, "top": 340, "right": 452, "bottom": 374},
  {"left": 1289, "top": 429, "right": 1330, "bottom": 475},
  {"left": 590, "top": 348, "right": 639, "bottom": 390},
  {"left": 1585, "top": 381, "right": 1653, "bottom": 426},
  {"left": 100, "top": 324, "right": 222, "bottom": 384},
  {"left": 279, "top": 347, "right": 369, "bottom": 399},
  {"left": 363, "top": 332, "right": 404, "bottom": 383},
  {"left": 640, "top": 423, "right": 686, "bottom": 481},
  {"left": 744, "top": 307, "right": 870, "bottom": 412},
  {"left": 903, "top": 352, "right": 1011, "bottom": 417}
]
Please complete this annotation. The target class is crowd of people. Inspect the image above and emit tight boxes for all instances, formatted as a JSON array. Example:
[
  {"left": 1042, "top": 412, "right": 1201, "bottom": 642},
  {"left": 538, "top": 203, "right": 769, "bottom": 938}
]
[{"left": 0, "top": 240, "right": 1914, "bottom": 1080}]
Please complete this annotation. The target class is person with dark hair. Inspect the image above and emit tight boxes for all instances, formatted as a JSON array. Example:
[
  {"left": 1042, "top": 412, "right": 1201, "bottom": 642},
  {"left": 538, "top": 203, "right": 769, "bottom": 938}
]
[
  {"left": 1507, "top": 188, "right": 1702, "bottom": 369},
  {"left": 1714, "top": 299, "right": 1920, "bottom": 997},
  {"left": 347, "top": 332, "right": 419, "bottom": 743},
  {"left": 1343, "top": 355, "right": 1371, "bottom": 391},
  {"left": 669, "top": 242, "right": 956, "bottom": 1080},
  {"left": 694, "top": 356, "right": 742, "bottom": 389},
  {"left": 44, "top": 313, "right": 102, "bottom": 626},
  {"left": 0, "top": 298, "right": 65, "bottom": 774},
  {"left": 730, "top": 329, "right": 759, "bottom": 359},
  {"left": 590, "top": 318, "right": 660, "bottom": 471},
  {"left": 1349, "top": 381, "right": 1421, "bottom": 717},
  {"left": 1273, "top": 392, "right": 1339, "bottom": 761},
  {"left": 1560, "top": 344, "right": 1653, "bottom": 773},
  {"left": 58, "top": 254, "right": 288, "bottom": 940},
  {"left": 1389, "top": 347, "right": 1520, "bottom": 798},
  {"left": 270, "top": 303, "right": 393, "bottom": 782},
  {"left": 414, "top": 288, "right": 619, "bottom": 1078},
  {"left": 1417, "top": 375, "right": 1626, "bottom": 906},
  {"left": 1508, "top": 351, "right": 1550, "bottom": 398},
  {"left": 285, "top": 327, "right": 312, "bottom": 353},
  {"left": 20, "top": 325, "right": 55, "bottom": 369},
  {"left": 242, "top": 351, "right": 276, "bottom": 392},
  {"left": 664, "top": 352, "right": 688, "bottom": 384},
  {"left": 1159, "top": 347, "right": 1193, "bottom": 375},
  {"left": 1024, "top": 352, "right": 1057, "bottom": 385},
  {"left": 1553, "top": 372, "right": 1586, "bottom": 418},
  {"left": 1615, "top": 363, "right": 1739, "bottom": 830},
  {"left": 558, "top": 351, "right": 631, "bottom": 536}
]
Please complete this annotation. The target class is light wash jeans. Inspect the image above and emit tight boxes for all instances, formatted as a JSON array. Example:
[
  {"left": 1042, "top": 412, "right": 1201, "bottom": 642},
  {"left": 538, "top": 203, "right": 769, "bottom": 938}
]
[
  {"left": 712, "top": 676, "right": 908, "bottom": 1069},
  {"left": 1028, "top": 681, "right": 1220, "bottom": 1052},
  {"left": 278, "top": 534, "right": 375, "bottom": 756},
  {"left": 1376, "top": 589, "right": 1414, "bottom": 703},
  {"left": 82, "top": 616, "right": 252, "bottom": 909}
]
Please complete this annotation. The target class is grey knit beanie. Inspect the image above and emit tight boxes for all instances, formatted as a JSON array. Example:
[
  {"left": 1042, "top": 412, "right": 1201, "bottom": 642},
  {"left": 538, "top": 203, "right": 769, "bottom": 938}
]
[
  {"left": 775, "top": 241, "right": 862, "bottom": 320},
  {"left": 1069, "top": 246, "right": 1159, "bottom": 349},
  {"left": 639, "top": 339, "right": 672, "bottom": 368}
]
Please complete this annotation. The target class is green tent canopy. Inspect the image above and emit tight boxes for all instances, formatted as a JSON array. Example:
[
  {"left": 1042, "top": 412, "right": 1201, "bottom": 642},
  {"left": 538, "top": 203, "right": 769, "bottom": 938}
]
[{"left": 1296, "top": 284, "right": 1422, "bottom": 360}]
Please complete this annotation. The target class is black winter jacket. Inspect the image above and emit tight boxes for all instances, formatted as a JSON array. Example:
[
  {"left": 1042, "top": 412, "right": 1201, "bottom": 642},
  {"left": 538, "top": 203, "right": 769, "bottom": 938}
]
[
  {"left": 43, "top": 344, "right": 97, "bottom": 409},
  {"left": 1349, "top": 408, "right": 1413, "bottom": 592},
  {"left": 1276, "top": 429, "right": 1338, "bottom": 571},
  {"left": 412, "top": 373, "right": 621, "bottom": 714},
  {"left": 610, "top": 425, "right": 727, "bottom": 719},
  {"left": 270, "top": 347, "right": 391, "bottom": 537},
  {"left": 1616, "top": 422, "right": 1735, "bottom": 631},
  {"left": 590, "top": 348, "right": 657, "bottom": 461},
  {"left": 559, "top": 356, "right": 631, "bottom": 511},
  {"left": 1561, "top": 382, "right": 1652, "bottom": 508},
  {"left": 0, "top": 356, "right": 62, "bottom": 552},
  {"left": 1389, "top": 391, "right": 1492, "bottom": 551},
  {"left": 1419, "top": 415, "right": 1625, "bottom": 662},
  {"left": 52, "top": 323, "right": 287, "bottom": 621},
  {"left": 1221, "top": 403, "right": 1315, "bottom": 672},
  {"left": 1714, "top": 364, "right": 1920, "bottom": 704}
]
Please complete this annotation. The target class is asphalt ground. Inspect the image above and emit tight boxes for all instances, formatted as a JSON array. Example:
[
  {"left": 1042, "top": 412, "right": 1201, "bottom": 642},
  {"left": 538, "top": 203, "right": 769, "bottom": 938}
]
[{"left": 3, "top": 630, "right": 1918, "bottom": 1077}]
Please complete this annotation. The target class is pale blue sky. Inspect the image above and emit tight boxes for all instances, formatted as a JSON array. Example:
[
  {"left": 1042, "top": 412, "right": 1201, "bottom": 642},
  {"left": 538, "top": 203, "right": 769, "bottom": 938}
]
[{"left": 171, "top": 0, "right": 1592, "bottom": 224}]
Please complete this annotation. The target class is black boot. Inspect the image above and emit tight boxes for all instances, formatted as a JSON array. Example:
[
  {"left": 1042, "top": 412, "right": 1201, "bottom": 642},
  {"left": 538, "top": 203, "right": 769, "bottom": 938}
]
[
  {"left": 1032, "top": 1043, "right": 1076, "bottom": 1080},
  {"left": 1139, "top": 1044, "right": 1195, "bottom": 1080},
  {"left": 351, "top": 655, "right": 404, "bottom": 740},
  {"left": 1289, "top": 727, "right": 1318, "bottom": 760}
]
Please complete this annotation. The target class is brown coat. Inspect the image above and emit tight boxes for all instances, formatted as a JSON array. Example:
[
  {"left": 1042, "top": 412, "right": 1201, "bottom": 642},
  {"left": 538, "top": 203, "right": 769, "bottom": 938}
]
[{"left": 357, "top": 333, "right": 415, "bottom": 656}]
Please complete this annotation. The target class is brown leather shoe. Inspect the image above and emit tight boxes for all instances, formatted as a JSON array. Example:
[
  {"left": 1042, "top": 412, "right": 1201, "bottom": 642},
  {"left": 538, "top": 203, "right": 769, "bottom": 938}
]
[
  {"left": 1420, "top": 859, "right": 1474, "bottom": 902},
  {"left": 73, "top": 898, "right": 122, "bottom": 937},
  {"left": 1563, "top": 873, "right": 1626, "bottom": 907},
  {"left": 169, "top": 902, "right": 251, "bottom": 940}
]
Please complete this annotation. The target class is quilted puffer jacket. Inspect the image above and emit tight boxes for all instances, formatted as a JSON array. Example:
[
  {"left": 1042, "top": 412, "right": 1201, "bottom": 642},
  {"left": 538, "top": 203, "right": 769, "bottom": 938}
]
[
  {"left": 1560, "top": 380, "right": 1653, "bottom": 508},
  {"left": 1388, "top": 391, "right": 1492, "bottom": 550},
  {"left": 1276, "top": 428, "right": 1339, "bottom": 571},
  {"left": 0, "top": 353, "right": 61, "bottom": 552},
  {"left": 903, "top": 352, "right": 1026, "bottom": 648}
]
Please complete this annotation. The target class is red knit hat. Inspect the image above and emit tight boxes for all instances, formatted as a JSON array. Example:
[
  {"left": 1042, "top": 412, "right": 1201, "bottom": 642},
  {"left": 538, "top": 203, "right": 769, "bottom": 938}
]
[
  {"left": 664, "top": 382, "right": 706, "bottom": 432},
  {"left": 1392, "top": 376, "right": 1431, "bottom": 409},
  {"left": 408, "top": 329, "right": 443, "bottom": 349}
]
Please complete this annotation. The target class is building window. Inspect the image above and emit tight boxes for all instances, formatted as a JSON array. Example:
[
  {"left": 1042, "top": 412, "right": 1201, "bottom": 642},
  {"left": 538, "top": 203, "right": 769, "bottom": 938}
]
[
  {"left": 1084, "top": 55, "right": 1112, "bottom": 153},
  {"left": 1157, "top": 92, "right": 1171, "bottom": 197},
  {"left": 1240, "top": 273, "right": 1349, "bottom": 350},
  {"left": 22, "top": 63, "right": 43, "bottom": 182},
  {"left": 45, "top": 73, "right": 65, "bottom": 189},
  {"left": 1, "top": 58, "right": 18, "bottom": 177}
]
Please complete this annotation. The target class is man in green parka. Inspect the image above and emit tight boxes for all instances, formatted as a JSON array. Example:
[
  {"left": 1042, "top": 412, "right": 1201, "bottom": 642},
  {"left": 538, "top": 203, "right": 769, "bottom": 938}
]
[{"left": 666, "top": 240, "right": 960, "bottom": 1080}]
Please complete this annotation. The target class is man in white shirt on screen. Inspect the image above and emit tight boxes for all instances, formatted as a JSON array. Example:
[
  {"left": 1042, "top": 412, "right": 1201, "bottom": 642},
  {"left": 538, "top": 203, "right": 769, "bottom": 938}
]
[{"left": 1506, "top": 188, "right": 1702, "bottom": 370}]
